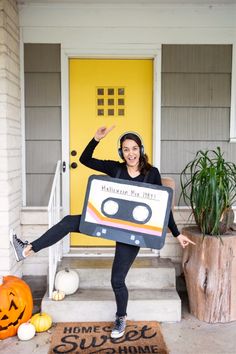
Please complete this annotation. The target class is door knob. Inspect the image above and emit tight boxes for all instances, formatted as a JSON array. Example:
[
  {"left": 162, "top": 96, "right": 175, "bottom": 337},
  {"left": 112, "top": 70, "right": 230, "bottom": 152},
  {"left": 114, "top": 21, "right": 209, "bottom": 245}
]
[{"left": 70, "top": 162, "right": 78, "bottom": 169}]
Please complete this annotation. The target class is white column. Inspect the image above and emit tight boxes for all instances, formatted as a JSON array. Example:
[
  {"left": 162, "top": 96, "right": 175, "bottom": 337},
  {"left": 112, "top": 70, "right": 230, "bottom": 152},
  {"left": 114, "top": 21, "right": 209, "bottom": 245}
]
[{"left": 0, "top": 0, "right": 22, "bottom": 276}]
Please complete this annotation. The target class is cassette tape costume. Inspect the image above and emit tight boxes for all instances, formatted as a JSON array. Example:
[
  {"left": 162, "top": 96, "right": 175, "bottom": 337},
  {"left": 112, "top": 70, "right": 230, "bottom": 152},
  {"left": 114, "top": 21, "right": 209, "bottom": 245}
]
[{"left": 10, "top": 126, "right": 194, "bottom": 339}]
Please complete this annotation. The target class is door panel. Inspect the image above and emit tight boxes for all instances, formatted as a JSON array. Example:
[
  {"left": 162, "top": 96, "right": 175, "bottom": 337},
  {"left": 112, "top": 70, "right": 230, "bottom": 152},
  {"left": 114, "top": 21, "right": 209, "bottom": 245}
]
[{"left": 69, "top": 59, "right": 153, "bottom": 246}]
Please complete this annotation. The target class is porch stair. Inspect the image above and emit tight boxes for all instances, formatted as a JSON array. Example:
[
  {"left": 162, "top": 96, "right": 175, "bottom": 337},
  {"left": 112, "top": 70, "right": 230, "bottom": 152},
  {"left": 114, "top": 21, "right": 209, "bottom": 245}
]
[{"left": 41, "top": 252, "right": 181, "bottom": 322}]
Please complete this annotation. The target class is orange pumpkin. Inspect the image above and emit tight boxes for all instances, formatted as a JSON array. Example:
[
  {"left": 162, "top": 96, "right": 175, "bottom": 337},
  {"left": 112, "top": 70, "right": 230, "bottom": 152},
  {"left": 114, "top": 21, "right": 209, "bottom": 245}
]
[{"left": 0, "top": 275, "right": 33, "bottom": 340}]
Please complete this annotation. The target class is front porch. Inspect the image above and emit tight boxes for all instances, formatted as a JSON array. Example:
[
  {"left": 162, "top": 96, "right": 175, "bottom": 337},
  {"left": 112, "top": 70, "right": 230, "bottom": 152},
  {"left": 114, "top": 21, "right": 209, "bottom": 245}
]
[
  {"left": 1, "top": 274, "right": 236, "bottom": 354},
  {"left": 1, "top": 2, "right": 236, "bottom": 350},
  {"left": 20, "top": 206, "right": 190, "bottom": 323},
  {"left": 42, "top": 251, "right": 181, "bottom": 323},
  {"left": 20, "top": 160, "right": 185, "bottom": 324}
]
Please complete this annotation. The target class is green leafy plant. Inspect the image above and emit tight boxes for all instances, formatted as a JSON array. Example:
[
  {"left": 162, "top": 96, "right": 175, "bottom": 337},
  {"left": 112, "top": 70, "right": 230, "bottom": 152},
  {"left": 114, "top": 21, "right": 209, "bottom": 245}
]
[{"left": 180, "top": 147, "right": 236, "bottom": 236}]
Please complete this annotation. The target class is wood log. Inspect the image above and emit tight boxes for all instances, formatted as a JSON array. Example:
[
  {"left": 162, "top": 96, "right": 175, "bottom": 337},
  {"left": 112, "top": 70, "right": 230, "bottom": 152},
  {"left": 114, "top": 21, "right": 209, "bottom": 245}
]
[{"left": 182, "top": 226, "right": 236, "bottom": 323}]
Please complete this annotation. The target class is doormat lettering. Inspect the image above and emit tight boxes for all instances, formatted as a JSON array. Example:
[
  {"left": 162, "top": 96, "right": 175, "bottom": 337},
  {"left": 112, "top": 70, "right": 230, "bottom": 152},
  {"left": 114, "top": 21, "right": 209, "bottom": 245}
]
[{"left": 48, "top": 321, "right": 169, "bottom": 354}]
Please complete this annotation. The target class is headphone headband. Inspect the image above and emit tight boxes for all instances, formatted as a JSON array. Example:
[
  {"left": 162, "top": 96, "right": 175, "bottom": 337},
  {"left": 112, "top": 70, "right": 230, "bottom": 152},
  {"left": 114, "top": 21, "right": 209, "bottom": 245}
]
[{"left": 119, "top": 131, "right": 143, "bottom": 144}]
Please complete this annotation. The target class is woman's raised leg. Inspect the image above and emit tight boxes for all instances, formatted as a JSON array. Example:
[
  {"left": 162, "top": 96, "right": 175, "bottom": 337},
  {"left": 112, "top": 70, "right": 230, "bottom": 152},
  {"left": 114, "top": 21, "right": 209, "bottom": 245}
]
[{"left": 10, "top": 215, "right": 81, "bottom": 261}]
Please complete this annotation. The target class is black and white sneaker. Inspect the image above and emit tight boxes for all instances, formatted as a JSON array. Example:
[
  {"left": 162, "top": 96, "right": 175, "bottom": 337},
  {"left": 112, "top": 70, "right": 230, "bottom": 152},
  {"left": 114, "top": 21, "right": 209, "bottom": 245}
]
[
  {"left": 10, "top": 233, "right": 29, "bottom": 262},
  {"left": 111, "top": 315, "right": 126, "bottom": 339}
]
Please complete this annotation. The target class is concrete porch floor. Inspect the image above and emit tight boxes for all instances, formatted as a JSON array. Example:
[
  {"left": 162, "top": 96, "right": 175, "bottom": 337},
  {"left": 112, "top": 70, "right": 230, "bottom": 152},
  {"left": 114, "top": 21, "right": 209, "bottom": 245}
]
[{"left": 0, "top": 276, "right": 236, "bottom": 354}]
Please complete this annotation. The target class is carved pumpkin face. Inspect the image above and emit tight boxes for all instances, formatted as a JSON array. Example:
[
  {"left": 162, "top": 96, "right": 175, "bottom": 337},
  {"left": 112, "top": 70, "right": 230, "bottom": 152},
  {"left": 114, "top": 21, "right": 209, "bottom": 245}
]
[{"left": 0, "top": 275, "right": 33, "bottom": 340}]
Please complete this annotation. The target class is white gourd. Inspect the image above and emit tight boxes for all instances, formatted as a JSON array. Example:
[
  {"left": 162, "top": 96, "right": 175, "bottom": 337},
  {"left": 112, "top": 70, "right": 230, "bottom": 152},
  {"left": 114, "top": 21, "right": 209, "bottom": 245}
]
[
  {"left": 52, "top": 290, "right": 65, "bottom": 301},
  {"left": 17, "top": 322, "right": 36, "bottom": 341},
  {"left": 54, "top": 268, "right": 79, "bottom": 295}
]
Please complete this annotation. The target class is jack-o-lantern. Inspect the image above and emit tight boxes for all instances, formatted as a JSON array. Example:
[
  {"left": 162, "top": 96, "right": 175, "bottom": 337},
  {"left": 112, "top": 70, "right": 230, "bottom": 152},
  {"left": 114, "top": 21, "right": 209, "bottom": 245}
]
[{"left": 0, "top": 275, "right": 33, "bottom": 340}]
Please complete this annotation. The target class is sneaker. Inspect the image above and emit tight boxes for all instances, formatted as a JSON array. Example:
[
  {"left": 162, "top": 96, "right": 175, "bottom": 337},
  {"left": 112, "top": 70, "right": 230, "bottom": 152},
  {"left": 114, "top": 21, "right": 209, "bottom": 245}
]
[
  {"left": 111, "top": 315, "right": 126, "bottom": 339},
  {"left": 10, "top": 233, "right": 29, "bottom": 262}
]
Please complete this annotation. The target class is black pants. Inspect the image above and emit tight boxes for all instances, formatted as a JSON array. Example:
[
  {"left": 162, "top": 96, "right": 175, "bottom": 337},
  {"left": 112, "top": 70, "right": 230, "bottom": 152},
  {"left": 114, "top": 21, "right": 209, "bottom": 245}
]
[{"left": 31, "top": 215, "right": 140, "bottom": 317}]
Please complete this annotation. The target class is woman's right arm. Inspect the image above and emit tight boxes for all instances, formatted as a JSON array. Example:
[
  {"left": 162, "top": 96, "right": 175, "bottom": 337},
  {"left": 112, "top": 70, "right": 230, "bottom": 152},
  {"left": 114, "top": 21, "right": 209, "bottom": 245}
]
[
  {"left": 79, "top": 138, "right": 107, "bottom": 172},
  {"left": 79, "top": 126, "right": 118, "bottom": 175}
]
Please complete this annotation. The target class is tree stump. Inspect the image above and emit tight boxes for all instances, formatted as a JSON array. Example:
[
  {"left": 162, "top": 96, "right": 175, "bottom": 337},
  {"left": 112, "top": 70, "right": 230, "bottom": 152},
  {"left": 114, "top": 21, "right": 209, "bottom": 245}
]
[{"left": 182, "top": 226, "right": 236, "bottom": 323}]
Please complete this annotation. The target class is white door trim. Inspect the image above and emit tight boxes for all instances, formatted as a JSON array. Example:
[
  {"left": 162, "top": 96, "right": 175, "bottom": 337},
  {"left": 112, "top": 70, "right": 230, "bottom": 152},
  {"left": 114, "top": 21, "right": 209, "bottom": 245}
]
[{"left": 60, "top": 49, "right": 162, "bottom": 253}]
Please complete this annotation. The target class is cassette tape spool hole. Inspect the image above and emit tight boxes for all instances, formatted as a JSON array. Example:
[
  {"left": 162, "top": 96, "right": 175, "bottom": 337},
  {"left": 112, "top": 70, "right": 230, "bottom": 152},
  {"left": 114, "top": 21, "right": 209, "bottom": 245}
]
[
  {"left": 102, "top": 199, "right": 119, "bottom": 215},
  {"left": 132, "top": 205, "right": 150, "bottom": 222}
]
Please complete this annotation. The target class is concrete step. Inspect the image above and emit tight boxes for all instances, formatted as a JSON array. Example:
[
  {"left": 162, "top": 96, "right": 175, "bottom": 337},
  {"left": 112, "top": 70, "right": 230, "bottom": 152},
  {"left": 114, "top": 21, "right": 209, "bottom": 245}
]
[
  {"left": 63, "top": 247, "right": 158, "bottom": 258},
  {"left": 57, "top": 256, "right": 176, "bottom": 290},
  {"left": 42, "top": 288, "right": 181, "bottom": 322}
]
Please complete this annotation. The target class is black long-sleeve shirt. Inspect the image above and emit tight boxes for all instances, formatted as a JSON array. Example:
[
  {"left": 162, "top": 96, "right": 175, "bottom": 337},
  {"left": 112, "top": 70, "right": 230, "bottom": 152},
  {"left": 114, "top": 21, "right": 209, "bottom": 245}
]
[{"left": 79, "top": 138, "right": 180, "bottom": 237}]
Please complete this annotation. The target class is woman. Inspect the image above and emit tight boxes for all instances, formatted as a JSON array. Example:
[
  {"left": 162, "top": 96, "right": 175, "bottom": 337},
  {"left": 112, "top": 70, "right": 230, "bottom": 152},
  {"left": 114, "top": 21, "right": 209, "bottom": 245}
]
[{"left": 11, "top": 126, "right": 194, "bottom": 339}]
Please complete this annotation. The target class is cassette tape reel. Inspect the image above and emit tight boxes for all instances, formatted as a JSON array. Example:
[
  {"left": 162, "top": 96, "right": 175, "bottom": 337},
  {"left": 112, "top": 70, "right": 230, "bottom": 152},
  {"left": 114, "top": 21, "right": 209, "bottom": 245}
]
[{"left": 80, "top": 175, "right": 173, "bottom": 250}]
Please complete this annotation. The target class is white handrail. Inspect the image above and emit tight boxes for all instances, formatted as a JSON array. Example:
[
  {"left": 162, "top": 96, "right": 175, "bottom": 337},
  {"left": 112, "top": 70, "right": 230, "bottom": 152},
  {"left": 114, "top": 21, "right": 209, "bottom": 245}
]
[{"left": 48, "top": 160, "right": 62, "bottom": 298}]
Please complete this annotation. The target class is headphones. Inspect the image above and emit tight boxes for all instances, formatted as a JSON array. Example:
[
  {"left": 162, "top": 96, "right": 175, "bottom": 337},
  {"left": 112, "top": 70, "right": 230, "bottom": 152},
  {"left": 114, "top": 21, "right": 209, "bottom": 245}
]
[{"left": 118, "top": 131, "right": 145, "bottom": 160}]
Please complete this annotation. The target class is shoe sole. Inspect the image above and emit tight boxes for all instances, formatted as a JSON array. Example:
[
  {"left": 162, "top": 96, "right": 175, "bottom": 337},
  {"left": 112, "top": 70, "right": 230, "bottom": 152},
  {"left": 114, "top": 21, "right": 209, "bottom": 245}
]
[
  {"left": 110, "top": 330, "right": 125, "bottom": 339},
  {"left": 10, "top": 233, "right": 21, "bottom": 262}
]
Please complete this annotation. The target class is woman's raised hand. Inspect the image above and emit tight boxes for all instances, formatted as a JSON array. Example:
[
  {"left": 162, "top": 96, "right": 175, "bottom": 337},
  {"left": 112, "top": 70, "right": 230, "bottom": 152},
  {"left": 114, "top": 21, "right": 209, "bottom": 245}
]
[{"left": 94, "top": 125, "right": 115, "bottom": 141}]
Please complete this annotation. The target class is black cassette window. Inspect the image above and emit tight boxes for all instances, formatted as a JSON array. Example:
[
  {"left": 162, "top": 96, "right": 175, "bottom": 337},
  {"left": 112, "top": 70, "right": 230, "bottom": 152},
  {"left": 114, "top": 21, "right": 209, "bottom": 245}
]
[
  {"left": 96, "top": 87, "right": 126, "bottom": 117},
  {"left": 101, "top": 197, "right": 152, "bottom": 224}
]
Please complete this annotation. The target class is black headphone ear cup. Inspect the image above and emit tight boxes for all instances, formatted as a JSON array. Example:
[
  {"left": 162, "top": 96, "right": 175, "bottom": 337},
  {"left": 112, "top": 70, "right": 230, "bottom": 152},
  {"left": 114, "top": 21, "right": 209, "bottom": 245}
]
[
  {"left": 141, "top": 145, "right": 144, "bottom": 156},
  {"left": 118, "top": 147, "right": 123, "bottom": 159}
]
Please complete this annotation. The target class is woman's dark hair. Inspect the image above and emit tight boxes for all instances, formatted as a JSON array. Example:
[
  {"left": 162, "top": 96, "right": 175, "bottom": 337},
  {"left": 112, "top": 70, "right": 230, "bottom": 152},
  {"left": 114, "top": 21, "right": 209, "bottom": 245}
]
[{"left": 119, "top": 132, "right": 152, "bottom": 175}]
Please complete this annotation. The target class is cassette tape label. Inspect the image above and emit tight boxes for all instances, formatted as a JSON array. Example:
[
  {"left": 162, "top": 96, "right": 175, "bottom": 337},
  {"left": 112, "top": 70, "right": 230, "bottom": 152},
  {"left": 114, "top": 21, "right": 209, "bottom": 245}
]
[{"left": 80, "top": 175, "right": 173, "bottom": 249}]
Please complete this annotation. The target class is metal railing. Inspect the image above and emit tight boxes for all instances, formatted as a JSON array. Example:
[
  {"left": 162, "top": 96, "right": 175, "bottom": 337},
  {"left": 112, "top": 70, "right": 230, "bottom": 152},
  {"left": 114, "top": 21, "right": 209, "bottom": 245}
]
[{"left": 48, "top": 160, "right": 62, "bottom": 298}]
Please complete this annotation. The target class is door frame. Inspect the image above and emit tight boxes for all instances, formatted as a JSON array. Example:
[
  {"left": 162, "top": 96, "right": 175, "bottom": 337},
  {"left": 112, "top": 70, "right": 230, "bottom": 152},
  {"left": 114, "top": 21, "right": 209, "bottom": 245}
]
[{"left": 61, "top": 49, "right": 162, "bottom": 254}]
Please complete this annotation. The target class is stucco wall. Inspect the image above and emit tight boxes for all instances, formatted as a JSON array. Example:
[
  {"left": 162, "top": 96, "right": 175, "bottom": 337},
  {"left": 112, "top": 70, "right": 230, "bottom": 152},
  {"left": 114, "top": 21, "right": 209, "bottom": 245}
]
[{"left": 0, "top": 0, "right": 21, "bottom": 276}]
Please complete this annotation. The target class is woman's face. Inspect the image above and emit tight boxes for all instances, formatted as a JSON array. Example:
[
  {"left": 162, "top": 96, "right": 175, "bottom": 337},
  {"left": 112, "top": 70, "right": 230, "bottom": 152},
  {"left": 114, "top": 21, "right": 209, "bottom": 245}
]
[{"left": 121, "top": 139, "right": 140, "bottom": 168}]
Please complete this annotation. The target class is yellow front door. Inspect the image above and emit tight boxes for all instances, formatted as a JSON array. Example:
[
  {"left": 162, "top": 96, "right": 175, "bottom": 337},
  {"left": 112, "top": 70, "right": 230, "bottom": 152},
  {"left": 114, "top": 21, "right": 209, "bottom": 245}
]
[{"left": 69, "top": 59, "right": 153, "bottom": 246}]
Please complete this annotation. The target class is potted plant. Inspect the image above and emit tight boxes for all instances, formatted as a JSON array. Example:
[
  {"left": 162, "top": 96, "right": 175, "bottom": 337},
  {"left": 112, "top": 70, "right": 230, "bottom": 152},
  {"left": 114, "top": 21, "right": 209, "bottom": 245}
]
[{"left": 179, "top": 147, "right": 236, "bottom": 323}]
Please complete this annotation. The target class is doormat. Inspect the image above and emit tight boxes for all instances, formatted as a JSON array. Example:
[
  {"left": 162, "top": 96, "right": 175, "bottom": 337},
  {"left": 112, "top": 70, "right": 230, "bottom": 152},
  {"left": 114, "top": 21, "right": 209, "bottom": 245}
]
[{"left": 48, "top": 321, "right": 169, "bottom": 354}]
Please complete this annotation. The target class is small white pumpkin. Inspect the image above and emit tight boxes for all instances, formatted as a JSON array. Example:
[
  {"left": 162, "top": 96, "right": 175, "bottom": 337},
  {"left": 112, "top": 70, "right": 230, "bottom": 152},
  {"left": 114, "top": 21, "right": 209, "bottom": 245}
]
[
  {"left": 17, "top": 322, "right": 36, "bottom": 341},
  {"left": 52, "top": 290, "right": 65, "bottom": 301},
  {"left": 54, "top": 268, "right": 79, "bottom": 295}
]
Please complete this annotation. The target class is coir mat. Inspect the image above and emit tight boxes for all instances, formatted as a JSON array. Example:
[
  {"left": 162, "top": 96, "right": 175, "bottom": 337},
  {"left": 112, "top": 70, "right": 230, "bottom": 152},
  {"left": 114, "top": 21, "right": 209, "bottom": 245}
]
[{"left": 48, "top": 321, "right": 169, "bottom": 354}]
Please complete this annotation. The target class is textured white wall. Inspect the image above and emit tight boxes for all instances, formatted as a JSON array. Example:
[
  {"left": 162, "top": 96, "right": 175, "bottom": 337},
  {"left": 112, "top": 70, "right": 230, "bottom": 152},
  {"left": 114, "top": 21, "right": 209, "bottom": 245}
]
[{"left": 0, "top": 0, "right": 22, "bottom": 276}]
